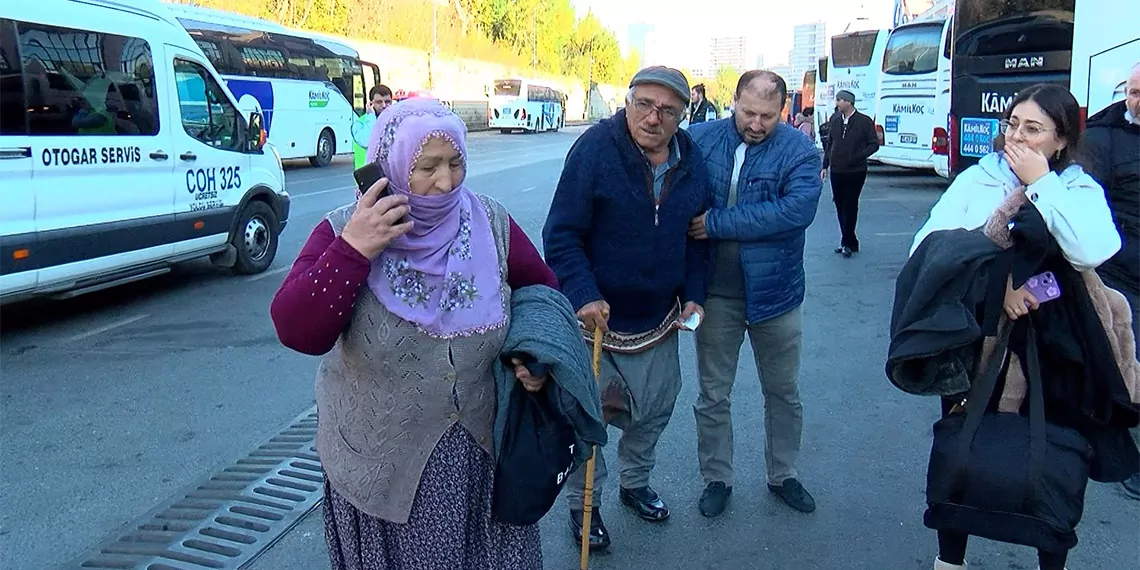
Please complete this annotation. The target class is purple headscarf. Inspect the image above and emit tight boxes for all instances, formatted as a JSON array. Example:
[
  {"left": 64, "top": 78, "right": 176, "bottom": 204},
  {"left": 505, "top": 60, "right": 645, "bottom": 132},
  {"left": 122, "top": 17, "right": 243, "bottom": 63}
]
[{"left": 362, "top": 98, "right": 505, "bottom": 338}]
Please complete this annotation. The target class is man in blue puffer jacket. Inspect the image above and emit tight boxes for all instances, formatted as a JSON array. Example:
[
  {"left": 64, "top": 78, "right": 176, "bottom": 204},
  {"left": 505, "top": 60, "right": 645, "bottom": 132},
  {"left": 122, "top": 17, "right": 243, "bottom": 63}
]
[{"left": 687, "top": 70, "right": 823, "bottom": 518}]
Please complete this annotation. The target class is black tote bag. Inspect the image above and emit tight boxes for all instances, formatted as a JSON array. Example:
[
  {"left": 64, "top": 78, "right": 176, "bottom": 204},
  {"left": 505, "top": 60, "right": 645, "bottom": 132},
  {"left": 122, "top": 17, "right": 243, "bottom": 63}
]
[
  {"left": 491, "top": 383, "right": 577, "bottom": 526},
  {"left": 924, "top": 320, "right": 1093, "bottom": 552}
]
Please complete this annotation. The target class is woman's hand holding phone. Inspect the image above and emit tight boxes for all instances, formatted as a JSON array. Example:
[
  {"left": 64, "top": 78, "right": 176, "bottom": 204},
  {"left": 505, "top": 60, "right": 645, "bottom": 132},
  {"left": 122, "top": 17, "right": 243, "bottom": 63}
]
[
  {"left": 1004, "top": 273, "right": 1040, "bottom": 321},
  {"left": 342, "top": 178, "right": 414, "bottom": 260}
]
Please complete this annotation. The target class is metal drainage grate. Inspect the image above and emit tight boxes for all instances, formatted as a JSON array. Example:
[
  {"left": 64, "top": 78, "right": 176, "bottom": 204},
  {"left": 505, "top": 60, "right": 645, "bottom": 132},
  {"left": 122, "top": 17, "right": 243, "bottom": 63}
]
[{"left": 62, "top": 407, "right": 324, "bottom": 570}]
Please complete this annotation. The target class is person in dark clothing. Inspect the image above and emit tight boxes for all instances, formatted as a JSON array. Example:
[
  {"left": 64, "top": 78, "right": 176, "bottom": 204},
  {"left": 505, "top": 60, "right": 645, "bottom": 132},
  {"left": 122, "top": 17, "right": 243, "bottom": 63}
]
[
  {"left": 689, "top": 84, "right": 717, "bottom": 124},
  {"left": 543, "top": 66, "right": 711, "bottom": 551},
  {"left": 1081, "top": 63, "right": 1140, "bottom": 500},
  {"left": 821, "top": 89, "right": 879, "bottom": 257}
]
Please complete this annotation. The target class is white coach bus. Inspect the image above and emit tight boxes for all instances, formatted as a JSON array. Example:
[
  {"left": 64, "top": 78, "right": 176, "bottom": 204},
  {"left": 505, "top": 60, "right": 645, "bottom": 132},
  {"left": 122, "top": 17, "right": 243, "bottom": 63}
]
[
  {"left": 488, "top": 78, "right": 566, "bottom": 133},
  {"left": 166, "top": 2, "right": 380, "bottom": 167}
]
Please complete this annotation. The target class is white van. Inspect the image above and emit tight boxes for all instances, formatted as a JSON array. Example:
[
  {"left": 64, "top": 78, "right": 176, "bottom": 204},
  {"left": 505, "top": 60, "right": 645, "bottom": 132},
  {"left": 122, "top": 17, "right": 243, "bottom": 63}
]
[{"left": 0, "top": 0, "right": 289, "bottom": 305}]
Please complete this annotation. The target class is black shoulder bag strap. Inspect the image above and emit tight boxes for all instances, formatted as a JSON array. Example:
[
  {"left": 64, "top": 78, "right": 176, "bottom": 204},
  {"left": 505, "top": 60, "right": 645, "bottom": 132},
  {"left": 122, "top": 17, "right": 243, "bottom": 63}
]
[
  {"left": 1022, "top": 319, "right": 1046, "bottom": 512},
  {"left": 949, "top": 320, "right": 1013, "bottom": 499}
]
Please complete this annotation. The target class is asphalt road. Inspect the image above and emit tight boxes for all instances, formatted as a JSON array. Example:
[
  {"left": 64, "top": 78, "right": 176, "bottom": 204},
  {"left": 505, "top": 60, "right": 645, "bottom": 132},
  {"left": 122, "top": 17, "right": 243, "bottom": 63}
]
[{"left": 2, "top": 128, "right": 1137, "bottom": 570}]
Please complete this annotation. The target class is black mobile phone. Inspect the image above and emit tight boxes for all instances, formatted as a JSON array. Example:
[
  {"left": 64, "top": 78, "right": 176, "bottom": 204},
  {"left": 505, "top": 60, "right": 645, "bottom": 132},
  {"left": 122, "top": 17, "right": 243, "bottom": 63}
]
[
  {"left": 353, "top": 162, "right": 387, "bottom": 195},
  {"left": 352, "top": 162, "right": 408, "bottom": 224}
]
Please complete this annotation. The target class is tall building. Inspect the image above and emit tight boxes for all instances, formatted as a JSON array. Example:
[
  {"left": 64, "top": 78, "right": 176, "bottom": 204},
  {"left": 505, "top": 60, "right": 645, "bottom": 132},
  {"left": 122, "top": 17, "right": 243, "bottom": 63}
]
[
  {"left": 770, "top": 64, "right": 794, "bottom": 86},
  {"left": 708, "top": 36, "right": 747, "bottom": 73},
  {"left": 755, "top": 53, "right": 765, "bottom": 69},
  {"left": 788, "top": 21, "right": 826, "bottom": 90}
]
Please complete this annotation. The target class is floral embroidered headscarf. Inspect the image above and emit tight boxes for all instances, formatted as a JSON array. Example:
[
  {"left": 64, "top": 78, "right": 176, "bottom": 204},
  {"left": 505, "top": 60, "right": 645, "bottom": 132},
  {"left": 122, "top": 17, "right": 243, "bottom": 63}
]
[{"left": 362, "top": 98, "right": 505, "bottom": 338}]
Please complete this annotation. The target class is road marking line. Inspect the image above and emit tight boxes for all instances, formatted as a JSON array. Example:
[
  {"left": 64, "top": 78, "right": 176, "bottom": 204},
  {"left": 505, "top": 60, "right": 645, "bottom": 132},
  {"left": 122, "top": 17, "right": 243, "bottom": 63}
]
[
  {"left": 246, "top": 265, "right": 292, "bottom": 282},
  {"left": 520, "top": 186, "right": 535, "bottom": 193},
  {"left": 67, "top": 314, "right": 149, "bottom": 342},
  {"left": 291, "top": 185, "right": 355, "bottom": 198},
  {"left": 875, "top": 232, "right": 915, "bottom": 237}
]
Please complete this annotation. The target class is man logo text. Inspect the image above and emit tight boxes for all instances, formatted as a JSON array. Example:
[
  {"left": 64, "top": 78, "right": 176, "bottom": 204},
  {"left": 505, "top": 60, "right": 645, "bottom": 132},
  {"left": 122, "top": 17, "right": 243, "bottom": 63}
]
[{"left": 1005, "top": 56, "right": 1044, "bottom": 69}]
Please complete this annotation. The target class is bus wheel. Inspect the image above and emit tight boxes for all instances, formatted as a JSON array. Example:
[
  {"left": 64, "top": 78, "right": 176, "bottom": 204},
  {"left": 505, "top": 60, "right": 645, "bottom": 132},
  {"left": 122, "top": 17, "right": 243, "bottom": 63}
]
[
  {"left": 232, "top": 201, "right": 279, "bottom": 275},
  {"left": 310, "top": 129, "right": 335, "bottom": 167}
]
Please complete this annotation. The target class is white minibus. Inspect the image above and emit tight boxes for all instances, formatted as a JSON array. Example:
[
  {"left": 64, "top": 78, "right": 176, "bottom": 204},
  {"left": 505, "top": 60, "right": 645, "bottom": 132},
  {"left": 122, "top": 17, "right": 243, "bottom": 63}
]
[{"left": 0, "top": 0, "right": 289, "bottom": 304}]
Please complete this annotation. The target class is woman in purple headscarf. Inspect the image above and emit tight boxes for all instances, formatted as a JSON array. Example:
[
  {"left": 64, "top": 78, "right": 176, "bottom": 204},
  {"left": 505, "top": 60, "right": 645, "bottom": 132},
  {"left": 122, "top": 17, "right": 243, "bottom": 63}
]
[{"left": 270, "top": 98, "right": 556, "bottom": 569}]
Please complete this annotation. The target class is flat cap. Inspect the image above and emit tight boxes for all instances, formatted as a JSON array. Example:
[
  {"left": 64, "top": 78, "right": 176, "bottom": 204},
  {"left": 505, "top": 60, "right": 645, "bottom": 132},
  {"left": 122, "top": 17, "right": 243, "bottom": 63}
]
[
  {"left": 630, "top": 66, "right": 690, "bottom": 107},
  {"left": 836, "top": 89, "right": 856, "bottom": 103}
]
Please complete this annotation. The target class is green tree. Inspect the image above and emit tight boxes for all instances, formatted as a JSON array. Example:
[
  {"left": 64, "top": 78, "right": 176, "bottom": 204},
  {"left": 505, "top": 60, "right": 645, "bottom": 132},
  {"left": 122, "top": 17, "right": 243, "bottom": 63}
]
[
  {"left": 708, "top": 66, "right": 741, "bottom": 110},
  {"left": 170, "top": 0, "right": 628, "bottom": 84}
]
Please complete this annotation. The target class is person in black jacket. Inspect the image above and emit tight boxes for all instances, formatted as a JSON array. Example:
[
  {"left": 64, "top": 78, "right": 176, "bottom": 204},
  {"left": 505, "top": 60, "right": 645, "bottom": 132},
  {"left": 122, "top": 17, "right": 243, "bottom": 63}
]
[
  {"left": 1082, "top": 62, "right": 1140, "bottom": 500},
  {"left": 821, "top": 89, "right": 879, "bottom": 257},
  {"left": 688, "top": 83, "right": 717, "bottom": 124}
]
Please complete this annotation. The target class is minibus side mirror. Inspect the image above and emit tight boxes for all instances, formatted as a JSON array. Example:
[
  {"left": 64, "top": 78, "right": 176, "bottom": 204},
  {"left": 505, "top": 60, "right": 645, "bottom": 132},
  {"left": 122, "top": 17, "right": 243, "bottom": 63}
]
[{"left": 248, "top": 111, "right": 266, "bottom": 152}]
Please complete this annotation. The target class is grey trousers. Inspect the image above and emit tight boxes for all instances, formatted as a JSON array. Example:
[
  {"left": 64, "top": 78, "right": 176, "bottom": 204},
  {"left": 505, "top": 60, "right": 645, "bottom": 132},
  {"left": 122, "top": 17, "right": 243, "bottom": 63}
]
[
  {"left": 694, "top": 297, "right": 804, "bottom": 486},
  {"left": 565, "top": 331, "right": 682, "bottom": 509}
]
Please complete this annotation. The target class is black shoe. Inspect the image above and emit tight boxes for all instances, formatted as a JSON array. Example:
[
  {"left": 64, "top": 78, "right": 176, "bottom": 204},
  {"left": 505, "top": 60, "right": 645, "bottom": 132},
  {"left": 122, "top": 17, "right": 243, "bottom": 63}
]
[
  {"left": 569, "top": 507, "right": 611, "bottom": 551},
  {"left": 619, "top": 485, "right": 670, "bottom": 521},
  {"left": 1123, "top": 473, "right": 1140, "bottom": 500},
  {"left": 768, "top": 478, "right": 816, "bottom": 513},
  {"left": 834, "top": 246, "right": 845, "bottom": 254},
  {"left": 840, "top": 246, "right": 854, "bottom": 258},
  {"left": 698, "top": 481, "right": 732, "bottom": 517}
]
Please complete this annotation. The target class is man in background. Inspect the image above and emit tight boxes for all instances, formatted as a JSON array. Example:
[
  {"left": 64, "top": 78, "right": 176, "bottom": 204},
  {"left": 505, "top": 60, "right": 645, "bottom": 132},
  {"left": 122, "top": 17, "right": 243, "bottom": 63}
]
[
  {"left": 821, "top": 89, "right": 878, "bottom": 258},
  {"left": 1082, "top": 63, "right": 1140, "bottom": 500},
  {"left": 351, "top": 84, "right": 393, "bottom": 169},
  {"left": 689, "top": 84, "right": 717, "bottom": 124}
]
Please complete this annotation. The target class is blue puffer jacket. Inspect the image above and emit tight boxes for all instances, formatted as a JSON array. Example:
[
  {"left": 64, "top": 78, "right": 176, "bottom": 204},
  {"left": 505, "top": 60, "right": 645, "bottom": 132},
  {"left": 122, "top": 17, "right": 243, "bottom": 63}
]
[{"left": 689, "top": 118, "right": 824, "bottom": 323}]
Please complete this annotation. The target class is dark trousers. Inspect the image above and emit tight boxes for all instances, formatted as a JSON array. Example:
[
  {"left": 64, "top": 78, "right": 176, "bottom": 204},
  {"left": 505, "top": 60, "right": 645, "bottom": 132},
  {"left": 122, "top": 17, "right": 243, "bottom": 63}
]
[
  {"left": 830, "top": 170, "right": 868, "bottom": 251},
  {"left": 938, "top": 530, "right": 1068, "bottom": 569}
]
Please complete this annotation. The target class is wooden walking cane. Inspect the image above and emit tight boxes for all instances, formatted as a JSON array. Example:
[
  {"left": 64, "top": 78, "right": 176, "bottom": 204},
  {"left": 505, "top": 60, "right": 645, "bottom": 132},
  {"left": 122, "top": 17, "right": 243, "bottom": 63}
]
[{"left": 579, "top": 326, "right": 604, "bottom": 570}]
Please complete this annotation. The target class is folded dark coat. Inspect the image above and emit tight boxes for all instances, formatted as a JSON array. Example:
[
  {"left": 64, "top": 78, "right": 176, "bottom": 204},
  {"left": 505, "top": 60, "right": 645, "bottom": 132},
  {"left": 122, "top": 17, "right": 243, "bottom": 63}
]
[{"left": 493, "top": 285, "right": 607, "bottom": 467}]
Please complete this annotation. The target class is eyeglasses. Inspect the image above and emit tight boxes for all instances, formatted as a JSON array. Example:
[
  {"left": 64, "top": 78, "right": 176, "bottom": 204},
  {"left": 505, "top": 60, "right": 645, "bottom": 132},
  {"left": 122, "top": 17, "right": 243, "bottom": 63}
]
[
  {"left": 631, "top": 98, "right": 683, "bottom": 122},
  {"left": 1000, "top": 119, "right": 1054, "bottom": 139}
]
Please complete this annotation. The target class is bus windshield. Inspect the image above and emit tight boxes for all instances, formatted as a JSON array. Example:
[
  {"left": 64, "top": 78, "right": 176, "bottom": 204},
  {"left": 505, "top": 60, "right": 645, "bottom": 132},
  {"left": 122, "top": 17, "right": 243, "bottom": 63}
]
[
  {"left": 883, "top": 23, "right": 943, "bottom": 75},
  {"left": 954, "top": 0, "right": 1074, "bottom": 58},
  {"left": 817, "top": 57, "right": 828, "bottom": 83},
  {"left": 494, "top": 79, "right": 522, "bottom": 97},
  {"left": 831, "top": 32, "right": 878, "bottom": 68}
]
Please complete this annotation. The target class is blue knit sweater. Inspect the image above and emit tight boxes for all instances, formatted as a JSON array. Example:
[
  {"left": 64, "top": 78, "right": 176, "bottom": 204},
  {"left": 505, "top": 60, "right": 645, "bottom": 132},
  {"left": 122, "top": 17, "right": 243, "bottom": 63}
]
[{"left": 542, "top": 110, "right": 712, "bottom": 334}]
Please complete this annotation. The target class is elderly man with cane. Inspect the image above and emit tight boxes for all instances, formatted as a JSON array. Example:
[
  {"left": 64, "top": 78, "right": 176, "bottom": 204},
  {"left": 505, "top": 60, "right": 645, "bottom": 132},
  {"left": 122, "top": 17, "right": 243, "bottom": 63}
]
[{"left": 543, "top": 66, "right": 712, "bottom": 553}]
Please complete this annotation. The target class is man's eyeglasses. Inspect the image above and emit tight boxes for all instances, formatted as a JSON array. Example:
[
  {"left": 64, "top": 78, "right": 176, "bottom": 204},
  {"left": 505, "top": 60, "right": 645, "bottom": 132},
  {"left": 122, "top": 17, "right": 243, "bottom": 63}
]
[{"left": 631, "top": 98, "right": 684, "bottom": 122}]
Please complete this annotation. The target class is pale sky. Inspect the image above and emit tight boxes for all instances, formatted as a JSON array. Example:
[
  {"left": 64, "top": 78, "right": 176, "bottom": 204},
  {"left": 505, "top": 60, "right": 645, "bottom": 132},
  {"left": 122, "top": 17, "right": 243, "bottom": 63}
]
[{"left": 569, "top": 0, "right": 896, "bottom": 69}]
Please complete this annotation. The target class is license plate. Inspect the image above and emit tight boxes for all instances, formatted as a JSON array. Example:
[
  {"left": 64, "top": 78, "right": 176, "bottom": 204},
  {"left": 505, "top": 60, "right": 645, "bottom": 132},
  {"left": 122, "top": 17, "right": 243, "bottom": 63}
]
[
  {"left": 900, "top": 133, "right": 918, "bottom": 144},
  {"left": 502, "top": 107, "right": 511, "bottom": 116}
]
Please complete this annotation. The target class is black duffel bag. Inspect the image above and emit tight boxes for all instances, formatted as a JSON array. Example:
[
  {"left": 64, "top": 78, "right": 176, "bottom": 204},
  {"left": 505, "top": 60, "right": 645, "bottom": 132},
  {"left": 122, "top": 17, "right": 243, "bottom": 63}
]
[
  {"left": 924, "top": 320, "right": 1093, "bottom": 553},
  {"left": 492, "top": 373, "right": 577, "bottom": 526}
]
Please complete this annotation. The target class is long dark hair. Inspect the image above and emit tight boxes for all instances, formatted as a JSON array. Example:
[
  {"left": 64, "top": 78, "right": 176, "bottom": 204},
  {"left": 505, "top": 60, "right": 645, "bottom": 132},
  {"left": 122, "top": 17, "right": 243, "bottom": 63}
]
[{"left": 992, "top": 83, "right": 1082, "bottom": 173}]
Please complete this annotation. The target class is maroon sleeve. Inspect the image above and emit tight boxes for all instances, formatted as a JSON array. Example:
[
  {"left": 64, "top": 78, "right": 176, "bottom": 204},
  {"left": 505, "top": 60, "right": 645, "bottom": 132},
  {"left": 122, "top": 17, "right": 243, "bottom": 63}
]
[
  {"left": 506, "top": 216, "right": 559, "bottom": 290},
  {"left": 270, "top": 220, "right": 372, "bottom": 355}
]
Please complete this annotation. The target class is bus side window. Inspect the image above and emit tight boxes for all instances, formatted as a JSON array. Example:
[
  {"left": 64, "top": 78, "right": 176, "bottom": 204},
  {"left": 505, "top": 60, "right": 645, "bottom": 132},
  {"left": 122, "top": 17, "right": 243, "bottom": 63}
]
[{"left": 174, "top": 59, "right": 241, "bottom": 151}]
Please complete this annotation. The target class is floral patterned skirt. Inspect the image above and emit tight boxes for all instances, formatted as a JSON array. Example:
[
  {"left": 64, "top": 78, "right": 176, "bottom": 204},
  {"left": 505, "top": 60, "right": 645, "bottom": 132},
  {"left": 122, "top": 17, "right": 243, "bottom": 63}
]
[{"left": 323, "top": 424, "right": 543, "bottom": 570}]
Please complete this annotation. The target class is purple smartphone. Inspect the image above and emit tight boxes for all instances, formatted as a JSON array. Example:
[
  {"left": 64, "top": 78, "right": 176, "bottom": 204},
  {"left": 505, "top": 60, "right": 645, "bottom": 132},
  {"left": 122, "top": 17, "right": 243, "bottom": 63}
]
[{"left": 1024, "top": 271, "right": 1062, "bottom": 303}]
